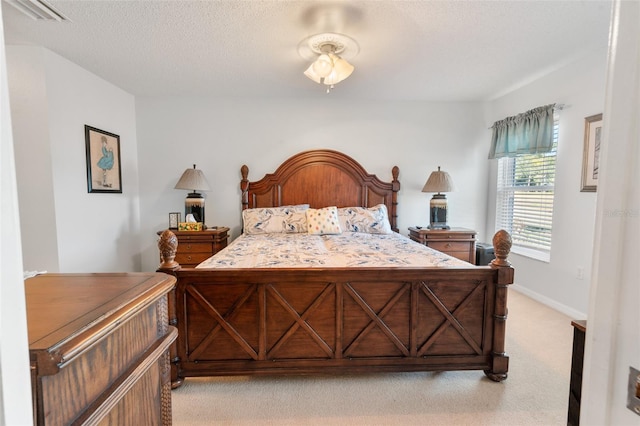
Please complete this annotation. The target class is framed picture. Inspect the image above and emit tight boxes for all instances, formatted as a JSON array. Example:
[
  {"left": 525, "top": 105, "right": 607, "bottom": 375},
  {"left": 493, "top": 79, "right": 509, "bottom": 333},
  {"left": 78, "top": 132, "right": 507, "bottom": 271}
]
[
  {"left": 169, "top": 212, "right": 181, "bottom": 229},
  {"left": 85, "top": 125, "right": 122, "bottom": 193},
  {"left": 581, "top": 113, "right": 603, "bottom": 192}
]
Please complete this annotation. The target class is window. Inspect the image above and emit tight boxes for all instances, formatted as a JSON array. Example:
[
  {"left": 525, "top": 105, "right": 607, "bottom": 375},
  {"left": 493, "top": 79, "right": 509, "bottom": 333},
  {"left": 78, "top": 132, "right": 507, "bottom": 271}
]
[{"left": 495, "top": 116, "right": 559, "bottom": 261}]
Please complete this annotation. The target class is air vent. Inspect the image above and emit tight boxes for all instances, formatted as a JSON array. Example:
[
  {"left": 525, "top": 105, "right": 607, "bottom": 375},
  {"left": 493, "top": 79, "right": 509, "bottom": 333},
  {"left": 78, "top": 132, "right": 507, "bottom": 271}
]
[{"left": 5, "top": 0, "right": 70, "bottom": 21}]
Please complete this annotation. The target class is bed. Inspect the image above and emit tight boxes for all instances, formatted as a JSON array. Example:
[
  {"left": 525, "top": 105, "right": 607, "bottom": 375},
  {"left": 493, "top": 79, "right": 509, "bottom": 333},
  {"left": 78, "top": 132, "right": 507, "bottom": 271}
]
[{"left": 157, "top": 149, "right": 514, "bottom": 388}]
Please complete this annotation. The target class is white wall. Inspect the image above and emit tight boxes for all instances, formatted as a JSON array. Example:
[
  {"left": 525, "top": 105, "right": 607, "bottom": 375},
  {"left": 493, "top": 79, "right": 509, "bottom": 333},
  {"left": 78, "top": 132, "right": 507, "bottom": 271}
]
[
  {"left": 0, "top": 8, "right": 34, "bottom": 424},
  {"left": 136, "top": 98, "right": 488, "bottom": 271},
  {"left": 483, "top": 49, "right": 608, "bottom": 318},
  {"left": 7, "top": 46, "right": 59, "bottom": 273},
  {"left": 7, "top": 46, "right": 142, "bottom": 272}
]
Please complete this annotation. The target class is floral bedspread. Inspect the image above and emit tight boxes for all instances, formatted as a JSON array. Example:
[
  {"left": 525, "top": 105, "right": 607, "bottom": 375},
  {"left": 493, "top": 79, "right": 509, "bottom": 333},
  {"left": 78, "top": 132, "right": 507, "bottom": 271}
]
[{"left": 196, "top": 232, "right": 470, "bottom": 268}]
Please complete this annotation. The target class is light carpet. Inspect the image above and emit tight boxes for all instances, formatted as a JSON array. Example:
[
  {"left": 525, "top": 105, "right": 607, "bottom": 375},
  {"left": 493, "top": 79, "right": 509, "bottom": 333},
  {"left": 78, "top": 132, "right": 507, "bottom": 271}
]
[{"left": 171, "top": 289, "right": 574, "bottom": 425}]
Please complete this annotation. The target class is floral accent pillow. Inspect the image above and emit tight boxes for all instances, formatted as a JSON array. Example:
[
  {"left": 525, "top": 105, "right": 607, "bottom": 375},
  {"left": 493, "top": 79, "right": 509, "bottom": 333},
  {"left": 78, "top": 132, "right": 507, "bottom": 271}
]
[
  {"left": 337, "top": 204, "right": 393, "bottom": 234},
  {"left": 306, "top": 206, "right": 342, "bottom": 235},
  {"left": 242, "top": 205, "right": 308, "bottom": 234}
]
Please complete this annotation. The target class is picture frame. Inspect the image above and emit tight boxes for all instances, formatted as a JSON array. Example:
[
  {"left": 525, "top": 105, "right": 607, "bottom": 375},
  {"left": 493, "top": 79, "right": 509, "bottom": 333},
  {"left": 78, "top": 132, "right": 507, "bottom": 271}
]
[
  {"left": 85, "top": 125, "right": 122, "bottom": 193},
  {"left": 581, "top": 113, "right": 603, "bottom": 192},
  {"left": 169, "top": 212, "right": 181, "bottom": 229}
]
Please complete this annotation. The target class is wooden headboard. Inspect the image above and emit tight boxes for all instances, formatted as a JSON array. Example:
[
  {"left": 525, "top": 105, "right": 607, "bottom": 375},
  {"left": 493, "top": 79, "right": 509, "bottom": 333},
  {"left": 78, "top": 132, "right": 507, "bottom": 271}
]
[{"left": 240, "top": 149, "right": 401, "bottom": 232}]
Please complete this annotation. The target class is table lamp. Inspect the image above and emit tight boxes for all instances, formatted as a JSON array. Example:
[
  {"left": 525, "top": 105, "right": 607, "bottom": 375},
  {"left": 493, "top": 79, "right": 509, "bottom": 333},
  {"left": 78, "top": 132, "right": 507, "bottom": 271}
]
[
  {"left": 422, "top": 166, "right": 454, "bottom": 229},
  {"left": 174, "top": 164, "right": 211, "bottom": 225}
]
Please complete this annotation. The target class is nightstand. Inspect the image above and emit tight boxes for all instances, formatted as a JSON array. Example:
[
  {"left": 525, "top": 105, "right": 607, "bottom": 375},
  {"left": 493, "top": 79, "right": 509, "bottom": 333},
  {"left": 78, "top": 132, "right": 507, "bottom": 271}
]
[
  {"left": 408, "top": 227, "right": 477, "bottom": 263},
  {"left": 157, "top": 227, "right": 229, "bottom": 267}
]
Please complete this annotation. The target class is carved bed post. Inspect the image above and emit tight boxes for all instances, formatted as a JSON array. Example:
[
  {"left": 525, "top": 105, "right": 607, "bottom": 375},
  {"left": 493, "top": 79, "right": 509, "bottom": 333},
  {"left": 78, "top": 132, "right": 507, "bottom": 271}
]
[
  {"left": 156, "top": 230, "right": 183, "bottom": 388},
  {"left": 391, "top": 166, "right": 400, "bottom": 233},
  {"left": 485, "top": 229, "right": 514, "bottom": 382},
  {"left": 241, "top": 164, "right": 249, "bottom": 210}
]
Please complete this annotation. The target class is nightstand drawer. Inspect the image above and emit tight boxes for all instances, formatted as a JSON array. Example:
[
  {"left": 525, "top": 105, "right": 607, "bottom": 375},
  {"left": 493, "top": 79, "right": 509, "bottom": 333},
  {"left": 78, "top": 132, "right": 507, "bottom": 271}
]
[
  {"left": 180, "top": 242, "right": 213, "bottom": 253},
  {"left": 176, "top": 252, "right": 212, "bottom": 265},
  {"left": 424, "top": 233, "right": 475, "bottom": 241},
  {"left": 428, "top": 241, "right": 470, "bottom": 252},
  {"left": 175, "top": 233, "right": 215, "bottom": 242}
]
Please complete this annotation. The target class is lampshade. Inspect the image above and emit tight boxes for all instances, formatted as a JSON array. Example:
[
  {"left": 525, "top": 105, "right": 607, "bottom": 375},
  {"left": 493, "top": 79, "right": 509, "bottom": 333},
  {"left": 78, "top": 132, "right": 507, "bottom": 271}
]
[
  {"left": 175, "top": 164, "right": 211, "bottom": 226},
  {"left": 299, "top": 33, "right": 358, "bottom": 93},
  {"left": 422, "top": 166, "right": 454, "bottom": 230},
  {"left": 422, "top": 167, "right": 454, "bottom": 194},
  {"left": 174, "top": 164, "right": 211, "bottom": 192}
]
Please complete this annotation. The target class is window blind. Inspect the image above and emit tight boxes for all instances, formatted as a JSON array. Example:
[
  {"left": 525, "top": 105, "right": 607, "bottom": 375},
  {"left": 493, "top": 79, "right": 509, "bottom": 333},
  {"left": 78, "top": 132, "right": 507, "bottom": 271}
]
[{"left": 496, "top": 116, "right": 559, "bottom": 257}]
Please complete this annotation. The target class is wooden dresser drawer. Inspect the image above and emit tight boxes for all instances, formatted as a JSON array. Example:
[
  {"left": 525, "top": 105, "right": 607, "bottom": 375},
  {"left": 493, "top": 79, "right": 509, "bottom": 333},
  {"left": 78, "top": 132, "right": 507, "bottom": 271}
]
[
  {"left": 427, "top": 241, "right": 470, "bottom": 252},
  {"left": 180, "top": 242, "right": 213, "bottom": 253},
  {"left": 174, "top": 233, "right": 215, "bottom": 242},
  {"left": 176, "top": 252, "right": 212, "bottom": 265},
  {"left": 424, "top": 232, "right": 476, "bottom": 241}
]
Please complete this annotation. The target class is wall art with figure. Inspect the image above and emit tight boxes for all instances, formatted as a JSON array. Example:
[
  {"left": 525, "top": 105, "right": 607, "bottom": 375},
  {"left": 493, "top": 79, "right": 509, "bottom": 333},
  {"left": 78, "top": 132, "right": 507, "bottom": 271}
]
[{"left": 85, "top": 125, "right": 122, "bottom": 193}]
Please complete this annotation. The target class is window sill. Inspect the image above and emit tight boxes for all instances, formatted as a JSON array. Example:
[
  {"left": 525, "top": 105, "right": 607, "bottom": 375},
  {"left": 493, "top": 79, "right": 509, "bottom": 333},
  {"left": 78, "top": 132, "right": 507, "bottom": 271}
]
[{"left": 511, "top": 245, "right": 550, "bottom": 263}]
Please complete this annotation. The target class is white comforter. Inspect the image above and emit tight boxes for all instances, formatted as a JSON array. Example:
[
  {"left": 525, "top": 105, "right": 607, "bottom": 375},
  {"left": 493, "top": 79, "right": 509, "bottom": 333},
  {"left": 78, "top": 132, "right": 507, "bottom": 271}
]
[{"left": 197, "top": 232, "right": 470, "bottom": 268}]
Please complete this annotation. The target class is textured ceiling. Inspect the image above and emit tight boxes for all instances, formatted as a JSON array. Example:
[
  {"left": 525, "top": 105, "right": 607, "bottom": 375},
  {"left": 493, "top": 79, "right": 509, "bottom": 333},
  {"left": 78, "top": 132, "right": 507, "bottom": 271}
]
[{"left": 2, "top": 0, "right": 612, "bottom": 101}]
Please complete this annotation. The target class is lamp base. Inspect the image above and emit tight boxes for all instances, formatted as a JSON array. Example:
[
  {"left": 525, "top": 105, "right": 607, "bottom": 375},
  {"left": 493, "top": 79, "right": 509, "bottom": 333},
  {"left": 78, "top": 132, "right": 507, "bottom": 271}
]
[
  {"left": 185, "top": 192, "right": 205, "bottom": 225},
  {"left": 427, "top": 224, "right": 450, "bottom": 230},
  {"left": 429, "top": 193, "right": 449, "bottom": 230}
]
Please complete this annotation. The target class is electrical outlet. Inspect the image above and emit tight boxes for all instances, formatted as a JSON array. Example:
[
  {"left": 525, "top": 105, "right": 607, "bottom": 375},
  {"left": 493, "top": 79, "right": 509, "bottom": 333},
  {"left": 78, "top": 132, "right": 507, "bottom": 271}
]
[
  {"left": 627, "top": 366, "right": 640, "bottom": 416},
  {"left": 577, "top": 267, "right": 585, "bottom": 280}
]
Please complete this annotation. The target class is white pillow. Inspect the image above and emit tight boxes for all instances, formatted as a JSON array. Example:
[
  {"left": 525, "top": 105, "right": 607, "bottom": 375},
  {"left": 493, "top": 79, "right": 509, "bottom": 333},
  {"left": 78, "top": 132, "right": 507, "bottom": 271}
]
[
  {"left": 242, "top": 205, "right": 308, "bottom": 234},
  {"left": 306, "top": 206, "right": 342, "bottom": 235},
  {"left": 337, "top": 204, "right": 393, "bottom": 234}
]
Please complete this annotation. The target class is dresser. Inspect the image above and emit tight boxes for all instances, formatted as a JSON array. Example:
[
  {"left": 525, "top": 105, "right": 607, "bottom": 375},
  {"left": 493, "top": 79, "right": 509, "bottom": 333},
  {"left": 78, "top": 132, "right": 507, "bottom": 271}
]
[
  {"left": 158, "top": 227, "right": 229, "bottom": 267},
  {"left": 408, "top": 227, "right": 477, "bottom": 263},
  {"left": 26, "top": 273, "right": 177, "bottom": 425},
  {"left": 568, "top": 320, "right": 586, "bottom": 426}
]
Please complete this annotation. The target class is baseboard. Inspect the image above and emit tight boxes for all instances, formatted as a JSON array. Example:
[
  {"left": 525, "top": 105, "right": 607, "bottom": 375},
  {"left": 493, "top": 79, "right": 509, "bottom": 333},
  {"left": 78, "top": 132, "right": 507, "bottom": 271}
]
[{"left": 510, "top": 284, "right": 587, "bottom": 320}]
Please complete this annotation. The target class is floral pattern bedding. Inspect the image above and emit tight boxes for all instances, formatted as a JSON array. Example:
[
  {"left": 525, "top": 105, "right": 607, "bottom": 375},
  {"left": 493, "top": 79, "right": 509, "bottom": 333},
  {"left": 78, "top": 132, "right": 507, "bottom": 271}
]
[{"left": 196, "top": 232, "right": 470, "bottom": 268}]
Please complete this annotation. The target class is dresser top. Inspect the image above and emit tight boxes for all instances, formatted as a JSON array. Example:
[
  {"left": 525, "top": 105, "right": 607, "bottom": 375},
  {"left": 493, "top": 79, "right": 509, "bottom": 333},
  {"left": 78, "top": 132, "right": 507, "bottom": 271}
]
[{"left": 25, "top": 273, "right": 175, "bottom": 353}]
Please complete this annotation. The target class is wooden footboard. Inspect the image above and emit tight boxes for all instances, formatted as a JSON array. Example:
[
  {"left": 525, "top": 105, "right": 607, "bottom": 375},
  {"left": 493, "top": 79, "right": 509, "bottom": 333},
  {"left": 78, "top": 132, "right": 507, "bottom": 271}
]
[{"left": 158, "top": 230, "right": 514, "bottom": 386}]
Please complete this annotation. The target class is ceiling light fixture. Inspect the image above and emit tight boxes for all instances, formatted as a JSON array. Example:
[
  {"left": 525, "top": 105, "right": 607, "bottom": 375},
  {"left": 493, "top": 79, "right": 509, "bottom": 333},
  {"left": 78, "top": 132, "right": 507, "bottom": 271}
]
[{"left": 298, "top": 33, "right": 359, "bottom": 93}]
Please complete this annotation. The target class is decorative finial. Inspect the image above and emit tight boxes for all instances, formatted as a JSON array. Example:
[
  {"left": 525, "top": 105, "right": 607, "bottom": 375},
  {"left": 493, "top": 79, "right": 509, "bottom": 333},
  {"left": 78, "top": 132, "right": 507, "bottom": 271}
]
[
  {"left": 491, "top": 230, "right": 512, "bottom": 267},
  {"left": 158, "top": 230, "right": 179, "bottom": 269}
]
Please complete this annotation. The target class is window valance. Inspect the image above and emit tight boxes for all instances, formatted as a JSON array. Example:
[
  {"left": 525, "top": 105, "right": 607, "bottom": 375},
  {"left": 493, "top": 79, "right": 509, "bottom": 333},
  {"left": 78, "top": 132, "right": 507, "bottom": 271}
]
[{"left": 488, "top": 104, "right": 556, "bottom": 159}]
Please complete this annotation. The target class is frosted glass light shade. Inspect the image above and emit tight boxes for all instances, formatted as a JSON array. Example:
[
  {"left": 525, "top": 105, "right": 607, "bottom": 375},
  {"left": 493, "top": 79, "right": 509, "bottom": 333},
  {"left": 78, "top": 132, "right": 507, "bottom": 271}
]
[
  {"left": 325, "top": 54, "right": 354, "bottom": 84},
  {"left": 304, "top": 63, "right": 323, "bottom": 84},
  {"left": 312, "top": 54, "right": 333, "bottom": 77},
  {"left": 303, "top": 53, "right": 354, "bottom": 86}
]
